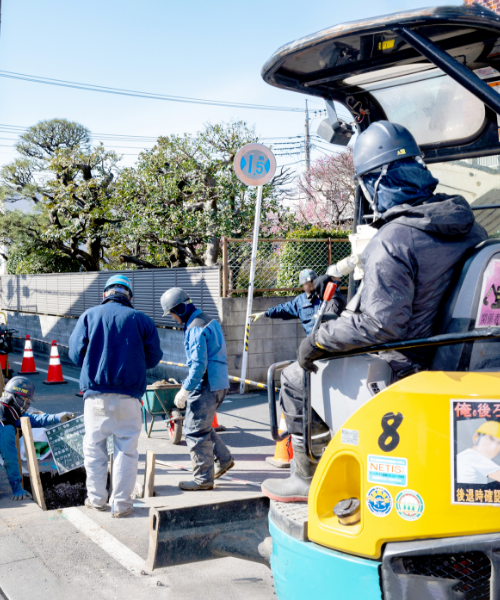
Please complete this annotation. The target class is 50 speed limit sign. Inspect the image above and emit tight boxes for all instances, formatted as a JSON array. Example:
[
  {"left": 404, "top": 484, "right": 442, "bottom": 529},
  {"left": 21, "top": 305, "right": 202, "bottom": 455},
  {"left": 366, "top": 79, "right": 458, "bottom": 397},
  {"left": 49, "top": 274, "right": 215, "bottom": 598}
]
[{"left": 234, "top": 143, "right": 276, "bottom": 186}]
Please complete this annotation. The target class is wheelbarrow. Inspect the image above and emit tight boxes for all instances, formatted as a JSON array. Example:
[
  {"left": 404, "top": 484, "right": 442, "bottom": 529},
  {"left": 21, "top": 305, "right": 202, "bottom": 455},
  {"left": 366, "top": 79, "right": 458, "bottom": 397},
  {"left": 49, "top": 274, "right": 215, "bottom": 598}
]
[{"left": 141, "top": 380, "right": 185, "bottom": 444}]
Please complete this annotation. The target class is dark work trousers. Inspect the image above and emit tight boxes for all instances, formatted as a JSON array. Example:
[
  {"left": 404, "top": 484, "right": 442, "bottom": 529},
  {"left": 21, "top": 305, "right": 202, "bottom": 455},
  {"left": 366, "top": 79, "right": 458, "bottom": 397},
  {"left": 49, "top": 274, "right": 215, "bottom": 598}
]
[
  {"left": 280, "top": 360, "right": 331, "bottom": 449},
  {"left": 183, "top": 379, "right": 232, "bottom": 484}
]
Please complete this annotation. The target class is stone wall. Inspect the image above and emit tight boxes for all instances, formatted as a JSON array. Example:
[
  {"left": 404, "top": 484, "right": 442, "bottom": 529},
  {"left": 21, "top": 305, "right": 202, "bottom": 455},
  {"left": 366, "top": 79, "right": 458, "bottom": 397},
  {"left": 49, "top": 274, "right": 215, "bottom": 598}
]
[{"left": 4, "top": 295, "right": 304, "bottom": 388}]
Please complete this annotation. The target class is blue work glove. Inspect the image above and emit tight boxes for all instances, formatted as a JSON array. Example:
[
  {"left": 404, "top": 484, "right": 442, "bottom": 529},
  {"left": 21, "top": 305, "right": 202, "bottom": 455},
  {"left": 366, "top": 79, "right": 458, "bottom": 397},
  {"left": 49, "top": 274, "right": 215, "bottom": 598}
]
[
  {"left": 12, "top": 488, "right": 32, "bottom": 501},
  {"left": 56, "top": 412, "right": 76, "bottom": 423}
]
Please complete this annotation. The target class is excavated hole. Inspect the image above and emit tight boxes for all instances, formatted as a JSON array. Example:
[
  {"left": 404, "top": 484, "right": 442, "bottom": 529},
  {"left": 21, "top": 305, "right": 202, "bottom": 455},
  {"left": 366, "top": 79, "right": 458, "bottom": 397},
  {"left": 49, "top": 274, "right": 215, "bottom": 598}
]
[{"left": 22, "top": 468, "right": 110, "bottom": 510}]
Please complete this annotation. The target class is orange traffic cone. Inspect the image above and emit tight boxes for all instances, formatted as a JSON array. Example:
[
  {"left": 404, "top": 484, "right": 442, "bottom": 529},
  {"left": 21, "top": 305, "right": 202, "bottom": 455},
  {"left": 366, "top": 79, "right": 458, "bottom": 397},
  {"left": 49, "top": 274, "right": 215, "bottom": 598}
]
[
  {"left": 19, "top": 335, "right": 39, "bottom": 374},
  {"left": 266, "top": 413, "right": 293, "bottom": 468},
  {"left": 212, "top": 413, "right": 226, "bottom": 433},
  {"left": 42, "top": 341, "right": 67, "bottom": 385}
]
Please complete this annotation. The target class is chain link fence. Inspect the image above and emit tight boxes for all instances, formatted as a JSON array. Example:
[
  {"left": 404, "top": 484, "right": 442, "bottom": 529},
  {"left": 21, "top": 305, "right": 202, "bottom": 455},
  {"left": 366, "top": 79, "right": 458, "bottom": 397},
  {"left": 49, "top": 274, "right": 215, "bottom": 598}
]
[{"left": 221, "top": 237, "right": 351, "bottom": 296}]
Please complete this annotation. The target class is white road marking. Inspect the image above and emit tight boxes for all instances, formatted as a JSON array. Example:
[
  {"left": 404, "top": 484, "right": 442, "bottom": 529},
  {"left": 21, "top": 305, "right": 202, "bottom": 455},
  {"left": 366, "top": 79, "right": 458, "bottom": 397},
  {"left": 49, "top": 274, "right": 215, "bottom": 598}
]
[
  {"left": 61, "top": 507, "right": 148, "bottom": 576},
  {"left": 12, "top": 361, "right": 80, "bottom": 384}
]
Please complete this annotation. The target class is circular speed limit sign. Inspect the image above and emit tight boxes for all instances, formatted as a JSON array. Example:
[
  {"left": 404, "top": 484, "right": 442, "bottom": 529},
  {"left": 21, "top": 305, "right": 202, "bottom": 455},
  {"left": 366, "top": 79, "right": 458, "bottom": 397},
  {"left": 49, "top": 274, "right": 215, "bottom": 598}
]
[{"left": 234, "top": 143, "right": 276, "bottom": 186}]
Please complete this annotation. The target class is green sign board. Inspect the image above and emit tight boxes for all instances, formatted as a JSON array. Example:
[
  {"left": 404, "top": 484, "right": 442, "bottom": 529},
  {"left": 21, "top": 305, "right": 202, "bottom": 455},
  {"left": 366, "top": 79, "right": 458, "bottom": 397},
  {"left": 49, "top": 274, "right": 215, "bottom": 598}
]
[{"left": 45, "top": 415, "right": 113, "bottom": 475}]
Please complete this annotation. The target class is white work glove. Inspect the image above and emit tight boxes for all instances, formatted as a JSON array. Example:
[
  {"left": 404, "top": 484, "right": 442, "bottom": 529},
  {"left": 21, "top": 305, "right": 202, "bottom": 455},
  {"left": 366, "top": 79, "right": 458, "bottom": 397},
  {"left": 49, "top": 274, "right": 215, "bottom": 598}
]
[
  {"left": 249, "top": 312, "right": 266, "bottom": 322},
  {"left": 57, "top": 412, "right": 76, "bottom": 423},
  {"left": 174, "top": 388, "right": 189, "bottom": 409},
  {"left": 12, "top": 489, "right": 32, "bottom": 501}
]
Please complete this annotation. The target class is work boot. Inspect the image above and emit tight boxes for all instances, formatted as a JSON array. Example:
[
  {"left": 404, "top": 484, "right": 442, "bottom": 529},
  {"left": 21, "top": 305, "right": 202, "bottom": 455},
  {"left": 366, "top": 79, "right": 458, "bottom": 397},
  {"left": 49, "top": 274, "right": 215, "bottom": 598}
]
[
  {"left": 179, "top": 480, "right": 214, "bottom": 491},
  {"left": 85, "top": 497, "right": 107, "bottom": 511},
  {"left": 112, "top": 506, "right": 134, "bottom": 518},
  {"left": 261, "top": 440, "right": 327, "bottom": 503},
  {"left": 214, "top": 457, "right": 235, "bottom": 480}
]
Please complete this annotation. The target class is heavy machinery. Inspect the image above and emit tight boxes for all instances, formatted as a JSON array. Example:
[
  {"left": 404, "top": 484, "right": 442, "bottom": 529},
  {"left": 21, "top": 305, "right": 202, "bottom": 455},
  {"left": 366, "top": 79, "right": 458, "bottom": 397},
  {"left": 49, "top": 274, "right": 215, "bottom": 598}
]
[{"left": 147, "top": 5, "right": 500, "bottom": 598}]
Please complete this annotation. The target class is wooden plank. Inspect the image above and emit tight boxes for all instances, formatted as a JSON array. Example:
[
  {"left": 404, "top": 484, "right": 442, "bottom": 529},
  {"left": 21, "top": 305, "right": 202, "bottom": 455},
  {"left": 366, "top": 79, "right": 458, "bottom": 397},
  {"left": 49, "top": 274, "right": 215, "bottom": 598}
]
[
  {"left": 15, "top": 430, "right": 23, "bottom": 489},
  {"left": 144, "top": 450, "right": 156, "bottom": 499},
  {"left": 20, "top": 417, "right": 46, "bottom": 510}
]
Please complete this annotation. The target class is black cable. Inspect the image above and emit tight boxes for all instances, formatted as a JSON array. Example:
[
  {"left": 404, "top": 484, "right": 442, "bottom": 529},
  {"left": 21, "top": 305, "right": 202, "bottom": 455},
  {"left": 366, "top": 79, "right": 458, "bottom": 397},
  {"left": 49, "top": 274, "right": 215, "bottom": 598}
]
[{"left": 0, "top": 70, "right": 303, "bottom": 112}]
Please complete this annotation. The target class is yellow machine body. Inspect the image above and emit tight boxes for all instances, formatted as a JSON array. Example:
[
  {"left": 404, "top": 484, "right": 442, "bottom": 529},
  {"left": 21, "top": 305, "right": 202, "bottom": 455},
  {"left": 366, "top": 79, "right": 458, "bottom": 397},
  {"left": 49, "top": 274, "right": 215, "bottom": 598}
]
[{"left": 308, "top": 371, "right": 500, "bottom": 559}]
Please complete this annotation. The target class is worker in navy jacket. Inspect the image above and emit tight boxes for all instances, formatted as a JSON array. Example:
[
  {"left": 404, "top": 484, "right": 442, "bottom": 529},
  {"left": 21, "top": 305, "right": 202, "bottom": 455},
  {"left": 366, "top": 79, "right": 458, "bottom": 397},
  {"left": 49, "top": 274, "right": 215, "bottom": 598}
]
[
  {"left": 69, "top": 274, "right": 162, "bottom": 518},
  {"left": 160, "top": 287, "right": 233, "bottom": 491},
  {"left": 250, "top": 269, "right": 346, "bottom": 335},
  {"left": 0, "top": 376, "right": 74, "bottom": 501}
]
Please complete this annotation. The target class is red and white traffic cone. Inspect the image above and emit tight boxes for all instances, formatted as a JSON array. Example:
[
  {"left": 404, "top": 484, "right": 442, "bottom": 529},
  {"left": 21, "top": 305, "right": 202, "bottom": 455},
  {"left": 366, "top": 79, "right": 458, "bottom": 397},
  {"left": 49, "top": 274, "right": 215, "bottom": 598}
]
[
  {"left": 19, "top": 335, "right": 38, "bottom": 374},
  {"left": 42, "top": 341, "right": 67, "bottom": 385},
  {"left": 212, "top": 413, "right": 226, "bottom": 433}
]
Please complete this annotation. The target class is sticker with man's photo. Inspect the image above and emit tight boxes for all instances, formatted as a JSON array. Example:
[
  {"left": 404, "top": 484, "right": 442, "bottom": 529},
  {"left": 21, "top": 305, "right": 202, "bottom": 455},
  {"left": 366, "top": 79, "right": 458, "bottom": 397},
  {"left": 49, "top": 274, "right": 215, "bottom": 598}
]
[{"left": 451, "top": 400, "right": 500, "bottom": 505}]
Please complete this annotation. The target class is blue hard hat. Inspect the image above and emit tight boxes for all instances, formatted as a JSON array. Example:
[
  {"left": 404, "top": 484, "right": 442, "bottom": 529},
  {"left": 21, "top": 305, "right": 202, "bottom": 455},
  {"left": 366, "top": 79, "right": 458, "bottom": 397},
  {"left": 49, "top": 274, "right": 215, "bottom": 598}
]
[
  {"left": 353, "top": 121, "right": 422, "bottom": 178},
  {"left": 104, "top": 274, "right": 133, "bottom": 295}
]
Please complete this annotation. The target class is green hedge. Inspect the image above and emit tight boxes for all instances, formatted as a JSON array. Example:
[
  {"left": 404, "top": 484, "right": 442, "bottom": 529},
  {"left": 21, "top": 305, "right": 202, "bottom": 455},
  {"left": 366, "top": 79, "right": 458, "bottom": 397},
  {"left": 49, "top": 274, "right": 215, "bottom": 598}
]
[{"left": 277, "top": 227, "right": 351, "bottom": 289}]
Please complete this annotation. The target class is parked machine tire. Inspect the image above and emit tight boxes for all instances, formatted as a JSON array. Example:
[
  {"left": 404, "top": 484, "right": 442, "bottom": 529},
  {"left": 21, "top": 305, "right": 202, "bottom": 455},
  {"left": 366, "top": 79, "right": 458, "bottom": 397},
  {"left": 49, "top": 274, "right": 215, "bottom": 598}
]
[{"left": 168, "top": 410, "right": 183, "bottom": 445}]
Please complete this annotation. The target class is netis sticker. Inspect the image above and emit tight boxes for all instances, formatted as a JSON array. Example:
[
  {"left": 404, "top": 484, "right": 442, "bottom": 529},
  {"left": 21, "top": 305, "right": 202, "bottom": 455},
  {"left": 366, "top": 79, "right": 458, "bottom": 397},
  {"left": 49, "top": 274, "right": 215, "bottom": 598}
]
[
  {"left": 368, "top": 454, "right": 408, "bottom": 487},
  {"left": 341, "top": 428, "right": 359, "bottom": 446}
]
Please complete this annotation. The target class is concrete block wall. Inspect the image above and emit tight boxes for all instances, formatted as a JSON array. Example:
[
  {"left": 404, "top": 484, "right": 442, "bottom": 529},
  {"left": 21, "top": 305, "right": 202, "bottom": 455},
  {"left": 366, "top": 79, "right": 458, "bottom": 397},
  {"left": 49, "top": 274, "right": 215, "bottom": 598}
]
[{"left": 4, "top": 294, "right": 305, "bottom": 388}]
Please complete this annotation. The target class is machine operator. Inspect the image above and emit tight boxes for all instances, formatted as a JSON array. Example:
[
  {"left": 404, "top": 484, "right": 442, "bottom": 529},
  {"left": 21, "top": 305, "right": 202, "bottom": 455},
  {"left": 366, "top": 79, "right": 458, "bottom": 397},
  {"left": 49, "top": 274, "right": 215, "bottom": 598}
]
[{"left": 261, "top": 121, "right": 488, "bottom": 503}]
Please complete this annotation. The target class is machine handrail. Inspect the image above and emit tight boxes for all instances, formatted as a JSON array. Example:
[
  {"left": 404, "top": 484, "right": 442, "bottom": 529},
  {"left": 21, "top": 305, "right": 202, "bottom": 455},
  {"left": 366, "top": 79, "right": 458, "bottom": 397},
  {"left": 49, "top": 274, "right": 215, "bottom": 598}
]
[
  {"left": 267, "top": 360, "right": 294, "bottom": 442},
  {"left": 303, "top": 326, "right": 500, "bottom": 462}
]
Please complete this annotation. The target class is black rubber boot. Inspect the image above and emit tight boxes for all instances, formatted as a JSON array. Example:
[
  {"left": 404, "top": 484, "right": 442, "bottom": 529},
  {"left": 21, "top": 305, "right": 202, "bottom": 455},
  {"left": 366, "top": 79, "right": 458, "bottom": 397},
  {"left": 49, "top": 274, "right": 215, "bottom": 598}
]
[{"left": 261, "top": 442, "right": 323, "bottom": 503}]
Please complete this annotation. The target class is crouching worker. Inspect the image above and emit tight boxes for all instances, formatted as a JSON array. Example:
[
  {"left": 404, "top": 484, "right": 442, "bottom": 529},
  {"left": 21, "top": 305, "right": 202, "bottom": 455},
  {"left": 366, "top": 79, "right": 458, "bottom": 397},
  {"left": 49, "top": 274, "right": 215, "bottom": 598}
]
[
  {"left": 160, "top": 288, "right": 233, "bottom": 491},
  {"left": 69, "top": 275, "right": 163, "bottom": 517},
  {"left": 0, "top": 376, "right": 74, "bottom": 501}
]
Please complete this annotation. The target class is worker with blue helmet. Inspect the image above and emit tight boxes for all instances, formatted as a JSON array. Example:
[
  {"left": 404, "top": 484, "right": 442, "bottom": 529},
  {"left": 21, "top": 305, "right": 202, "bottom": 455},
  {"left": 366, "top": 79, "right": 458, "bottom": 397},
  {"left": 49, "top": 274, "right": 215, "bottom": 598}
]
[
  {"left": 69, "top": 273, "right": 163, "bottom": 517},
  {"left": 250, "top": 268, "right": 346, "bottom": 335}
]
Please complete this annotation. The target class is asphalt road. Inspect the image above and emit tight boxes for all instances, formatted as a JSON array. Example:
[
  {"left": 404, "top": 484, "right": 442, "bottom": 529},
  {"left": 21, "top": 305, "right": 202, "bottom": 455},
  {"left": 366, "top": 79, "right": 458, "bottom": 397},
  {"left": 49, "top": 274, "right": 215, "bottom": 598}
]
[{"left": 0, "top": 349, "right": 287, "bottom": 600}]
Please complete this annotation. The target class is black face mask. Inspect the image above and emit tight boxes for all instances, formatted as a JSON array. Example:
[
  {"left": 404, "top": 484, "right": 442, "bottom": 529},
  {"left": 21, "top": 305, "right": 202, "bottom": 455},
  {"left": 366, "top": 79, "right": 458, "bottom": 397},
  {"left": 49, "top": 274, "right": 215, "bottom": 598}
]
[{"left": 3, "top": 393, "right": 30, "bottom": 417}]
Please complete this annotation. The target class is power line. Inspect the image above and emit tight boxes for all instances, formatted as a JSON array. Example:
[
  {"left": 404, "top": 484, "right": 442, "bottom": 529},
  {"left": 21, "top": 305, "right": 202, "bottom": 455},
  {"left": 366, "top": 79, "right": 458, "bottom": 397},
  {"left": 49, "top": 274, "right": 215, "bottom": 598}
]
[{"left": 0, "top": 70, "right": 303, "bottom": 113}]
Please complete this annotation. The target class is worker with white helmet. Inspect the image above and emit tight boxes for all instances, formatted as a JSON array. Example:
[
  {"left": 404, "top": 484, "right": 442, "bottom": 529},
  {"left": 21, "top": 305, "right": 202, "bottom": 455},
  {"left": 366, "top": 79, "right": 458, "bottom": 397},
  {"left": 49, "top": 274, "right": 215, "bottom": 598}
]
[
  {"left": 160, "top": 287, "right": 233, "bottom": 491},
  {"left": 250, "top": 268, "right": 346, "bottom": 335},
  {"left": 69, "top": 274, "right": 162, "bottom": 517}
]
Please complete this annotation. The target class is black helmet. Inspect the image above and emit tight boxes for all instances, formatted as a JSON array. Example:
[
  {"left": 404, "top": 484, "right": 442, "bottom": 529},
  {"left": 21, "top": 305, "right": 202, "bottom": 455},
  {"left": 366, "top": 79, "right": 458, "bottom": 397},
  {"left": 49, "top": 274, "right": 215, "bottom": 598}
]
[
  {"left": 353, "top": 121, "right": 422, "bottom": 178},
  {"left": 3, "top": 376, "right": 35, "bottom": 417}
]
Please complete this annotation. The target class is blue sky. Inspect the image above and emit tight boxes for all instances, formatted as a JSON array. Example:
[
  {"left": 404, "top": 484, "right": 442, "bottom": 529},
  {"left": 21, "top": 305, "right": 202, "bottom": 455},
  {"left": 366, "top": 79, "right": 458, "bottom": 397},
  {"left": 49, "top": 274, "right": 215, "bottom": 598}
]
[{"left": 0, "top": 0, "right": 462, "bottom": 170}]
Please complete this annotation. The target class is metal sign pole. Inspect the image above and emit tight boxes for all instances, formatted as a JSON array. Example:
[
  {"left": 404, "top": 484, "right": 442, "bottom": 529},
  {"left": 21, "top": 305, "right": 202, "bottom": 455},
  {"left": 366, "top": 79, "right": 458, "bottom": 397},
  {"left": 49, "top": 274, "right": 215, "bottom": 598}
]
[{"left": 239, "top": 184, "right": 263, "bottom": 394}]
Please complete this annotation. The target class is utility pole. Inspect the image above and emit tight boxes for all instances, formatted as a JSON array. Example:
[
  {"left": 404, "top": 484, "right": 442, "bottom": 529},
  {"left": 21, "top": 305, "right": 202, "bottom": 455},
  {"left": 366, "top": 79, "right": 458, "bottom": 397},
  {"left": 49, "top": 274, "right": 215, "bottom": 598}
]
[{"left": 304, "top": 99, "right": 311, "bottom": 178}]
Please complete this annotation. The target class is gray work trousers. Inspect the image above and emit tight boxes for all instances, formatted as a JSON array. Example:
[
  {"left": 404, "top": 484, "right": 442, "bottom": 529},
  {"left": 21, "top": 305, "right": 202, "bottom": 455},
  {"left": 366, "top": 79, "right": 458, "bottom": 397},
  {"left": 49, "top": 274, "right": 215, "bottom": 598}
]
[
  {"left": 184, "top": 379, "right": 232, "bottom": 484},
  {"left": 280, "top": 360, "right": 331, "bottom": 448}
]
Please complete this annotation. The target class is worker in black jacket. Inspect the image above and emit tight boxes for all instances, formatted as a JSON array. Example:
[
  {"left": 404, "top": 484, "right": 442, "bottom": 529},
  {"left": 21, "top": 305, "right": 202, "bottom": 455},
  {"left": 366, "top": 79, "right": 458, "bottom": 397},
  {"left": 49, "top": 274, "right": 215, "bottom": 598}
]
[{"left": 262, "top": 121, "right": 487, "bottom": 503}]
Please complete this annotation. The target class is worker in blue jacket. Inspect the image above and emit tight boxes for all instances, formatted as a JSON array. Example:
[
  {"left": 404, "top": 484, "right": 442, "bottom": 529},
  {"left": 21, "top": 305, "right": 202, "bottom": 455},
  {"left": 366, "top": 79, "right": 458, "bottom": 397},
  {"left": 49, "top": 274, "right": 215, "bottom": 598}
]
[
  {"left": 69, "top": 274, "right": 163, "bottom": 517},
  {"left": 160, "top": 287, "right": 233, "bottom": 491},
  {"left": 250, "top": 269, "right": 346, "bottom": 335},
  {"left": 0, "top": 376, "right": 74, "bottom": 501}
]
